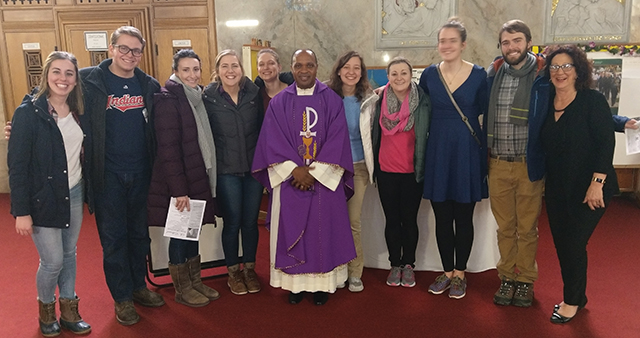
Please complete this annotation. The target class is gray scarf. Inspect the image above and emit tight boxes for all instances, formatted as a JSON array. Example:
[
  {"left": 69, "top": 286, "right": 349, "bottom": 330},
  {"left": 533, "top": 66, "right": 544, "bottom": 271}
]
[
  {"left": 170, "top": 73, "right": 217, "bottom": 198},
  {"left": 487, "top": 53, "right": 539, "bottom": 146}
]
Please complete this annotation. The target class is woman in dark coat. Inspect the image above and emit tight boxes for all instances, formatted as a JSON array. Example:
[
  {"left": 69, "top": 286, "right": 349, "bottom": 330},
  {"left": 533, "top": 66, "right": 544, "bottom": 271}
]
[
  {"left": 8, "top": 51, "right": 91, "bottom": 336},
  {"left": 148, "top": 49, "right": 219, "bottom": 307},
  {"left": 540, "top": 44, "right": 618, "bottom": 324},
  {"left": 202, "top": 49, "right": 265, "bottom": 296}
]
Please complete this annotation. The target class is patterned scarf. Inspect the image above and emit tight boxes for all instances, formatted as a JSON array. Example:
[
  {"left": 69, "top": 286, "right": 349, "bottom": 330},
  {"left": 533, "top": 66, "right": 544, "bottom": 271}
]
[{"left": 380, "top": 81, "right": 418, "bottom": 135}]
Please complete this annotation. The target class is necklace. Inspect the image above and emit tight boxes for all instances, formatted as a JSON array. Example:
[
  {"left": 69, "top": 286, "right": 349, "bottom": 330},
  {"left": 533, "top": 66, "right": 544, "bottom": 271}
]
[
  {"left": 442, "top": 62, "right": 463, "bottom": 85},
  {"left": 554, "top": 91, "right": 577, "bottom": 113}
]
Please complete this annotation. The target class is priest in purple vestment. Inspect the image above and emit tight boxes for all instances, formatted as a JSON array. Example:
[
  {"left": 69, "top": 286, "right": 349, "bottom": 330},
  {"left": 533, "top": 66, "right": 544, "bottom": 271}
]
[{"left": 252, "top": 49, "right": 356, "bottom": 306}]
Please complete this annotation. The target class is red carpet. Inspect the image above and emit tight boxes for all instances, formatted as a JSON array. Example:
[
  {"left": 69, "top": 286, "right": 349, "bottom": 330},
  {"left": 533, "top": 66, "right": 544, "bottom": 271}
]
[{"left": 1, "top": 193, "right": 639, "bottom": 338}]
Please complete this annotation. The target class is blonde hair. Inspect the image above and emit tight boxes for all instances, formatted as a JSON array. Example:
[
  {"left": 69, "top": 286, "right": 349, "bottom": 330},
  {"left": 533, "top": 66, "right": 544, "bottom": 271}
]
[
  {"left": 34, "top": 51, "right": 84, "bottom": 115},
  {"left": 211, "top": 49, "right": 245, "bottom": 87}
]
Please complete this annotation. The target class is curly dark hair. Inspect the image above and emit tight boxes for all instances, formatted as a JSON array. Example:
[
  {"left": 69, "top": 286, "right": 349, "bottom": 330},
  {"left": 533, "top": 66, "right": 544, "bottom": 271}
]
[
  {"left": 544, "top": 44, "right": 593, "bottom": 91},
  {"left": 327, "top": 51, "right": 371, "bottom": 102}
]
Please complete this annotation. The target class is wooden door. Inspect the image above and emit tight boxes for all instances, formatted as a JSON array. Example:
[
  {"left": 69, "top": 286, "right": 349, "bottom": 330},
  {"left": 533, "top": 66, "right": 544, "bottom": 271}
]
[
  {"left": 4, "top": 31, "right": 58, "bottom": 118},
  {"left": 153, "top": 28, "right": 212, "bottom": 87},
  {"left": 57, "top": 8, "right": 153, "bottom": 76}
]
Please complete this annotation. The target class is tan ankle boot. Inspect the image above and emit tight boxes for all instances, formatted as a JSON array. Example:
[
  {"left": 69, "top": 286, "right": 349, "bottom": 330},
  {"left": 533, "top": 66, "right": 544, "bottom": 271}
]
[
  {"left": 169, "top": 262, "right": 210, "bottom": 307},
  {"left": 187, "top": 255, "right": 220, "bottom": 300},
  {"left": 243, "top": 262, "right": 261, "bottom": 293},
  {"left": 227, "top": 264, "right": 248, "bottom": 295},
  {"left": 59, "top": 297, "right": 91, "bottom": 334},
  {"left": 38, "top": 298, "right": 60, "bottom": 337}
]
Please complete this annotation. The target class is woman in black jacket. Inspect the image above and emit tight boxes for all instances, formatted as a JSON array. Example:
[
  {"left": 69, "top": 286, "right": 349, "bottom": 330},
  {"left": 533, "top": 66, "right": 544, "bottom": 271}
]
[
  {"left": 203, "top": 49, "right": 264, "bottom": 295},
  {"left": 8, "top": 51, "right": 91, "bottom": 336}
]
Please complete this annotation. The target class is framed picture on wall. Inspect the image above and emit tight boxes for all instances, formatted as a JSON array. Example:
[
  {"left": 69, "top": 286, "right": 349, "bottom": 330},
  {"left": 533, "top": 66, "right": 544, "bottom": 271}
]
[
  {"left": 543, "top": 0, "right": 632, "bottom": 44},
  {"left": 375, "top": 0, "right": 457, "bottom": 49}
]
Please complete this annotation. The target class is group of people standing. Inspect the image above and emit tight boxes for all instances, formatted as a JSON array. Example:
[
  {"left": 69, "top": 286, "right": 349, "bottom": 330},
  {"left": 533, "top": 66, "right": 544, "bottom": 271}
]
[{"left": 8, "top": 16, "right": 637, "bottom": 337}]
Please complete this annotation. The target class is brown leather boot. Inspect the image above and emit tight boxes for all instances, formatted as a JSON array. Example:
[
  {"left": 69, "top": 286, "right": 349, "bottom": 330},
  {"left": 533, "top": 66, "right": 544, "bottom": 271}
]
[
  {"left": 243, "top": 262, "right": 261, "bottom": 293},
  {"left": 59, "top": 297, "right": 91, "bottom": 334},
  {"left": 186, "top": 255, "right": 220, "bottom": 300},
  {"left": 169, "top": 262, "right": 210, "bottom": 307},
  {"left": 227, "top": 264, "right": 248, "bottom": 295},
  {"left": 38, "top": 298, "right": 60, "bottom": 337}
]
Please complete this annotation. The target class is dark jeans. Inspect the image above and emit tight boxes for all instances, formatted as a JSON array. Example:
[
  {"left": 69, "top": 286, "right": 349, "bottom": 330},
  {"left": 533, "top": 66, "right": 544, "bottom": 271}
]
[
  {"left": 377, "top": 171, "right": 423, "bottom": 268},
  {"left": 431, "top": 200, "right": 476, "bottom": 272},
  {"left": 169, "top": 238, "right": 199, "bottom": 265},
  {"left": 217, "top": 173, "right": 263, "bottom": 267},
  {"left": 94, "top": 170, "right": 151, "bottom": 302}
]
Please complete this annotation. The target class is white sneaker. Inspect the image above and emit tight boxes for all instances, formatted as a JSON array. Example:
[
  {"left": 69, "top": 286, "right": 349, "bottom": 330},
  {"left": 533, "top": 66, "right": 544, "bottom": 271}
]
[
  {"left": 348, "top": 277, "right": 364, "bottom": 292},
  {"left": 337, "top": 281, "right": 346, "bottom": 289}
]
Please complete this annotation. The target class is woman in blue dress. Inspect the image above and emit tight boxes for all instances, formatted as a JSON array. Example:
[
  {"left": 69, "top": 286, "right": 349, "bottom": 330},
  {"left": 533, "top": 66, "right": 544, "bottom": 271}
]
[{"left": 419, "top": 18, "right": 488, "bottom": 299}]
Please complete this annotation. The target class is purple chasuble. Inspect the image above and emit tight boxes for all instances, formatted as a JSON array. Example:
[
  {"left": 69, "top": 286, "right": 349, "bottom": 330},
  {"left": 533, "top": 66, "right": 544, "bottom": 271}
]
[{"left": 252, "top": 79, "right": 356, "bottom": 274}]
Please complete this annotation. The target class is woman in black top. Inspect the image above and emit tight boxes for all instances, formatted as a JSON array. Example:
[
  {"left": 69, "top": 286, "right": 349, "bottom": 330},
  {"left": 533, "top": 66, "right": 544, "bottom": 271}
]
[{"left": 541, "top": 44, "right": 618, "bottom": 324}]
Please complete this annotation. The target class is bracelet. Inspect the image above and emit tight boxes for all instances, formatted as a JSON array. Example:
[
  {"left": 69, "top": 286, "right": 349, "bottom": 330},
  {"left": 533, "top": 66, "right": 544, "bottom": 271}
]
[{"left": 592, "top": 177, "right": 605, "bottom": 184}]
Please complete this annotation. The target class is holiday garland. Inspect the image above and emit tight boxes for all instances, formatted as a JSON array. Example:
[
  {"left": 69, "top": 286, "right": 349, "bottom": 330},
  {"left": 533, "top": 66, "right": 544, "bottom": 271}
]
[{"left": 580, "top": 42, "right": 640, "bottom": 56}]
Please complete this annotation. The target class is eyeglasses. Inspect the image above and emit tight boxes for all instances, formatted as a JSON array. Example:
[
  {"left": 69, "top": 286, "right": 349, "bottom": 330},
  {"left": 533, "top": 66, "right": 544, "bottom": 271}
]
[
  {"left": 549, "top": 63, "right": 574, "bottom": 72},
  {"left": 113, "top": 44, "right": 143, "bottom": 57}
]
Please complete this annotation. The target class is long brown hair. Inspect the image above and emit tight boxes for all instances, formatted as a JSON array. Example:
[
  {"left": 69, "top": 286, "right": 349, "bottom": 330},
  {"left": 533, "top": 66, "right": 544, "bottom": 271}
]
[
  {"left": 33, "top": 51, "right": 84, "bottom": 115},
  {"left": 328, "top": 51, "right": 371, "bottom": 102}
]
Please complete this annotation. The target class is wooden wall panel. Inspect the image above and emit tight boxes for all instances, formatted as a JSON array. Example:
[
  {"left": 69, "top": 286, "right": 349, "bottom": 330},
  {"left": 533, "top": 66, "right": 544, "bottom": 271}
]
[
  {"left": 153, "top": 5, "right": 207, "bottom": 19},
  {"left": 2, "top": 9, "right": 53, "bottom": 21},
  {"left": 4, "top": 31, "right": 57, "bottom": 119},
  {"left": 153, "top": 27, "right": 210, "bottom": 86},
  {"left": 56, "top": 8, "right": 153, "bottom": 75}
]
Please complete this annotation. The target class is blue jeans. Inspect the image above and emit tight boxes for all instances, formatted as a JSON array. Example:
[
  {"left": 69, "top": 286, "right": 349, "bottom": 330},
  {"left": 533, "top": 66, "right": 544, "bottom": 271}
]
[
  {"left": 94, "top": 171, "right": 150, "bottom": 302},
  {"left": 169, "top": 238, "right": 199, "bottom": 265},
  {"left": 32, "top": 181, "right": 84, "bottom": 303},
  {"left": 217, "top": 173, "right": 263, "bottom": 267}
]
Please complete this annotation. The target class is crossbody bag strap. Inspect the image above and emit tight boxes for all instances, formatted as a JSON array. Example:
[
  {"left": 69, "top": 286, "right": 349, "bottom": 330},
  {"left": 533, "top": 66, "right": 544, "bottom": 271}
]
[{"left": 436, "top": 64, "right": 481, "bottom": 146}]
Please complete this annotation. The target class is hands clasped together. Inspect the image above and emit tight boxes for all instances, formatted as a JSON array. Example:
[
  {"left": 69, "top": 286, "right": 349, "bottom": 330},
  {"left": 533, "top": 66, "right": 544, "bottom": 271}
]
[{"left": 291, "top": 166, "right": 315, "bottom": 191}]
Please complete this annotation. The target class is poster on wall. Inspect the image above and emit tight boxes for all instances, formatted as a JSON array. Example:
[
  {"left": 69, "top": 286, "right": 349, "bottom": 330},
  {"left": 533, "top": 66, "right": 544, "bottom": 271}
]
[
  {"left": 592, "top": 59, "right": 622, "bottom": 115},
  {"left": 375, "top": 0, "right": 457, "bottom": 49},
  {"left": 587, "top": 52, "right": 640, "bottom": 165}
]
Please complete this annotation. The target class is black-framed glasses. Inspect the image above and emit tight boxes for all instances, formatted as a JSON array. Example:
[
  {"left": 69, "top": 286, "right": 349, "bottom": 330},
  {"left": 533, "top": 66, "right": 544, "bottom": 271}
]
[
  {"left": 549, "top": 63, "right": 574, "bottom": 72},
  {"left": 113, "top": 44, "right": 143, "bottom": 57}
]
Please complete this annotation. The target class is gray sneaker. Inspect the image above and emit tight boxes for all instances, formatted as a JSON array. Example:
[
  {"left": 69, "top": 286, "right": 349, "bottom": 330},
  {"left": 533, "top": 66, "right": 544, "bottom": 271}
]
[
  {"left": 449, "top": 276, "right": 467, "bottom": 299},
  {"left": 401, "top": 265, "right": 416, "bottom": 287},
  {"left": 428, "top": 273, "right": 452, "bottom": 294},
  {"left": 386, "top": 266, "right": 402, "bottom": 286},
  {"left": 348, "top": 277, "right": 364, "bottom": 292}
]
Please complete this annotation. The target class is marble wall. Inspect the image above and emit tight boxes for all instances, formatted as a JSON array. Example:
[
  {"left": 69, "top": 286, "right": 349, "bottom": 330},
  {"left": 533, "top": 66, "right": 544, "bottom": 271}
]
[{"left": 215, "top": 0, "right": 640, "bottom": 79}]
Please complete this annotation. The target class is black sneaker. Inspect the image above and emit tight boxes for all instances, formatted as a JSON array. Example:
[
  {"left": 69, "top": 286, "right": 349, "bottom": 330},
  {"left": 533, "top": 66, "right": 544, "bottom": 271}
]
[
  {"left": 493, "top": 278, "right": 515, "bottom": 306},
  {"left": 512, "top": 281, "right": 534, "bottom": 307}
]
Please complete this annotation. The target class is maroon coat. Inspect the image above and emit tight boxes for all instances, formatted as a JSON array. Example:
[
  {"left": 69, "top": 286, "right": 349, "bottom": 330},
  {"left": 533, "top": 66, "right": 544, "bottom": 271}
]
[{"left": 147, "top": 79, "right": 216, "bottom": 226}]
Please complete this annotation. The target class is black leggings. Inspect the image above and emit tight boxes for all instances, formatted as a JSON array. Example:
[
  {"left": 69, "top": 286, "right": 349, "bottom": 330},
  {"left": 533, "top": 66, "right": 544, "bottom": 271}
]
[
  {"left": 431, "top": 200, "right": 476, "bottom": 272},
  {"left": 377, "top": 171, "right": 423, "bottom": 268}
]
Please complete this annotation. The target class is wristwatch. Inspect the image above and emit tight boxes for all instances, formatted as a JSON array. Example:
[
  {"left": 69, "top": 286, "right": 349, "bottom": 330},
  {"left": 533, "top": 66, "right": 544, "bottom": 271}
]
[{"left": 592, "top": 177, "right": 605, "bottom": 184}]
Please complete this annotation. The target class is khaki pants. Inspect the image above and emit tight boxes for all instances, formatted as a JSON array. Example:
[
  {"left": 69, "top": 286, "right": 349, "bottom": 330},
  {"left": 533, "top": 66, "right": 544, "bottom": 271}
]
[
  {"left": 346, "top": 162, "right": 369, "bottom": 278},
  {"left": 489, "top": 158, "right": 544, "bottom": 283}
]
